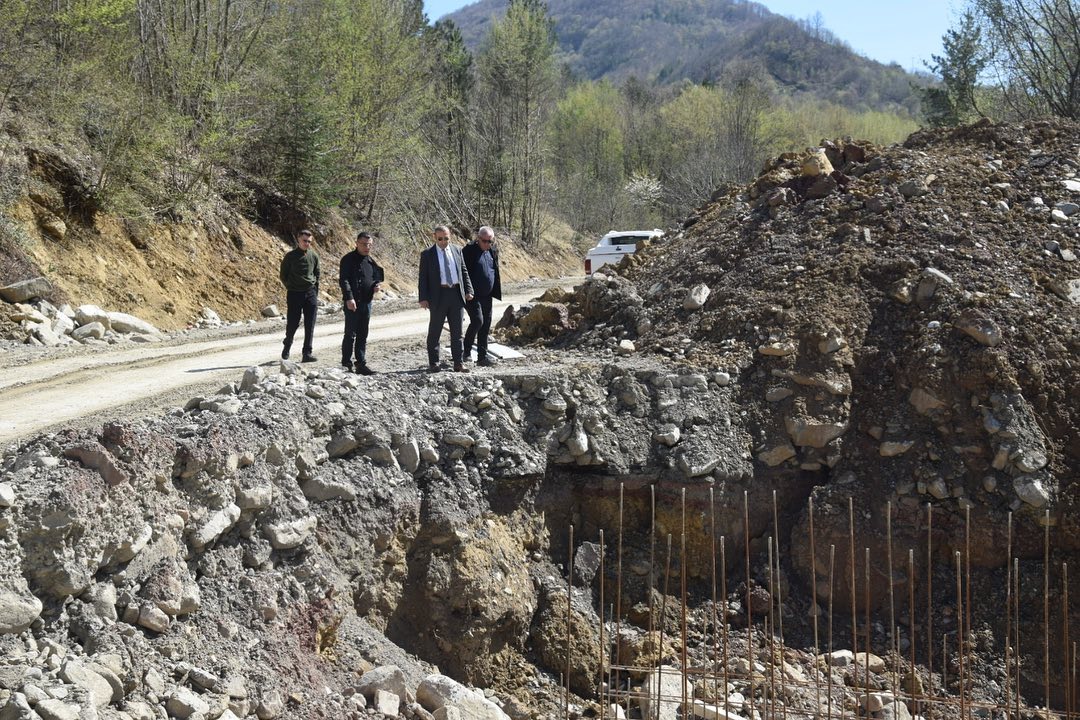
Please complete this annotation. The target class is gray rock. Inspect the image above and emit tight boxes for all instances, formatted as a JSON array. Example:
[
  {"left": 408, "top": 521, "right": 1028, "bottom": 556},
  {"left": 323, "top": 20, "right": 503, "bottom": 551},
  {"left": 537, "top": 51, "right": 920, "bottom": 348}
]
[
  {"left": 417, "top": 674, "right": 510, "bottom": 720},
  {"left": 190, "top": 504, "right": 241, "bottom": 550},
  {"left": 653, "top": 425, "right": 681, "bottom": 447},
  {"left": 356, "top": 666, "right": 409, "bottom": 701},
  {"left": 784, "top": 417, "right": 847, "bottom": 448},
  {"left": 916, "top": 267, "right": 953, "bottom": 303},
  {"left": 301, "top": 476, "right": 356, "bottom": 502},
  {"left": 240, "top": 367, "right": 265, "bottom": 393},
  {"left": 899, "top": 179, "right": 930, "bottom": 198},
  {"left": 107, "top": 312, "right": 160, "bottom": 336},
  {"left": 0, "top": 483, "right": 13, "bottom": 507},
  {"left": 0, "top": 584, "right": 42, "bottom": 635},
  {"left": 70, "top": 322, "right": 106, "bottom": 342},
  {"left": 236, "top": 485, "right": 273, "bottom": 510},
  {"left": 573, "top": 541, "right": 602, "bottom": 585},
  {"left": 1056, "top": 202, "right": 1080, "bottom": 216},
  {"left": 60, "top": 661, "right": 114, "bottom": 708},
  {"left": 1014, "top": 474, "right": 1051, "bottom": 508},
  {"left": 374, "top": 690, "right": 401, "bottom": 717},
  {"left": 261, "top": 305, "right": 281, "bottom": 318},
  {"left": 166, "top": 687, "right": 210, "bottom": 719},
  {"left": 757, "top": 443, "right": 796, "bottom": 467},
  {"left": 683, "top": 283, "right": 711, "bottom": 310},
  {"left": 639, "top": 666, "right": 692, "bottom": 720},
  {"left": 956, "top": 310, "right": 1002, "bottom": 347},
  {"left": 33, "top": 699, "right": 81, "bottom": 720},
  {"left": 397, "top": 439, "right": 421, "bottom": 473},
  {"left": 75, "top": 305, "right": 112, "bottom": 329},
  {"left": 263, "top": 515, "right": 317, "bottom": 549},
  {"left": 0, "top": 277, "right": 52, "bottom": 303}
]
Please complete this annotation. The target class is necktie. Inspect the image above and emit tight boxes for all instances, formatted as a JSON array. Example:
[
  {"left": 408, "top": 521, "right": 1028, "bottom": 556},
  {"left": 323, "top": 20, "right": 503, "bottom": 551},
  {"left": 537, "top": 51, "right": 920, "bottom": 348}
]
[{"left": 441, "top": 248, "right": 452, "bottom": 285}]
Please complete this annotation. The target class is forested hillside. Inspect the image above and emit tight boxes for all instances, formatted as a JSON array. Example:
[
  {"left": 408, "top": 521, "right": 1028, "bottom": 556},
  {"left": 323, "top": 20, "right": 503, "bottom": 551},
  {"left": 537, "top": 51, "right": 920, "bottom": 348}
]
[
  {"left": 448, "top": 0, "right": 923, "bottom": 113},
  {"left": 1, "top": 0, "right": 922, "bottom": 321}
]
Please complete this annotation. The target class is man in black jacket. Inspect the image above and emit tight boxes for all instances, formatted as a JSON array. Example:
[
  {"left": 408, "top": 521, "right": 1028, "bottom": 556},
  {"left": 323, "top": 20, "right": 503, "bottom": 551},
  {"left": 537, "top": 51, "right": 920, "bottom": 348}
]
[
  {"left": 339, "top": 232, "right": 384, "bottom": 375},
  {"left": 418, "top": 225, "right": 473, "bottom": 373},
  {"left": 462, "top": 226, "right": 502, "bottom": 366}
]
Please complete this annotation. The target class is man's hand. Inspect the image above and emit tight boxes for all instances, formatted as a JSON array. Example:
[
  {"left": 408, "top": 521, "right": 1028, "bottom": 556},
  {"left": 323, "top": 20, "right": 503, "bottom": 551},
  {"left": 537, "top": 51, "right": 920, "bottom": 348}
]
[
  {"left": 465, "top": 293, "right": 474, "bottom": 302},
  {"left": 420, "top": 300, "right": 429, "bottom": 309},
  {"left": 346, "top": 299, "right": 357, "bottom": 311},
  {"left": 373, "top": 283, "right": 382, "bottom": 293}
]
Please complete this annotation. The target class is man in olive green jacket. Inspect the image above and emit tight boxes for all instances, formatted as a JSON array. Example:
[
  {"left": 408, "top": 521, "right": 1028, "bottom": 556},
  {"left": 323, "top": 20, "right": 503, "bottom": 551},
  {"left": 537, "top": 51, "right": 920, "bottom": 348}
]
[{"left": 279, "top": 228, "right": 321, "bottom": 362}]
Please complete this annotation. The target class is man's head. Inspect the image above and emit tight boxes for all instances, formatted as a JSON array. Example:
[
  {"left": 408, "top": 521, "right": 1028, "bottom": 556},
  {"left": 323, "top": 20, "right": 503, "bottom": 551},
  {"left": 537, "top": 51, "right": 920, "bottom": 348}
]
[
  {"left": 477, "top": 226, "right": 495, "bottom": 247},
  {"left": 433, "top": 225, "right": 451, "bottom": 249},
  {"left": 297, "top": 229, "right": 314, "bottom": 250},
  {"left": 356, "top": 231, "right": 373, "bottom": 256}
]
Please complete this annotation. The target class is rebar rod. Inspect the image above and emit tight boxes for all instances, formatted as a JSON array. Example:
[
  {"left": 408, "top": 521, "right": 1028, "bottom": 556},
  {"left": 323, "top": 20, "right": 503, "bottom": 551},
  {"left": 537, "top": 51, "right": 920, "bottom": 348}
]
[
  {"left": 1015, "top": 557, "right": 1021, "bottom": 720},
  {"left": 926, "top": 503, "right": 934, "bottom": 719},
  {"left": 909, "top": 549, "right": 918, "bottom": 720},
  {"left": 566, "top": 524, "right": 574, "bottom": 720},
  {"left": 680, "top": 489, "right": 689, "bottom": 716},
  {"left": 598, "top": 529, "right": 605, "bottom": 720},
  {"left": 849, "top": 497, "right": 857, "bottom": 662},
  {"left": 809, "top": 496, "right": 821, "bottom": 717},
  {"left": 615, "top": 483, "right": 624, "bottom": 703},
  {"left": 1063, "top": 562, "right": 1070, "bottom": 720},
  {"left": 710, "top": 488, "right": 720, "bottom": 709},
  {"left": 1005, "top": 513, "right": 1013, "bottom": 720},
  {"left": 964, "top": 505, "right": 972, "bottom": 711},
  {"left": 956, "top": 551, "right": 965, "bottom": 720},
  {"left": 864, "top": 548, "right": 871, "bottom": 720},
  {"left": 1046, "top": 510, "right": 1051, "bottom": 712},
  {"left": 745, "top": 490, "right": 756, "bottom": 720},
  {"left": 828, "top": 544, "right": 836, "bottom": 720},
  {"left": 657, "top": 534, "right": 673, "bottom": 720},
  {"left": 887, "top": 501, "right": 897, "bottom": 695},
  {"left": 649, "top": 485, "right": 656, "bottom": 639},
  {"left": 769, "top": 538, "right": 780, "bottom": 720},
  {"left": 722, "top": 535, "right": 730, "bottom": 720}
]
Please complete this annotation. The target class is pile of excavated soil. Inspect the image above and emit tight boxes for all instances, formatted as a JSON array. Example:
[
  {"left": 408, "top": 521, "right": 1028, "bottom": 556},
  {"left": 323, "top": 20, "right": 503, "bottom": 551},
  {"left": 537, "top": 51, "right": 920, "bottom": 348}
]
[{"left": 510, "top": 119, "right": 1080, "bottom": 699}]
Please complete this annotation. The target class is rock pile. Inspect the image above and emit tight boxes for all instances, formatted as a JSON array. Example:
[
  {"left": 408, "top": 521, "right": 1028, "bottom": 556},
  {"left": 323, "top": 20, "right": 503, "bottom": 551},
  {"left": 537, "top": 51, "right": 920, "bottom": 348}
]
[
  {"left": 0, "top": 277, "right": 162, "bottom": 346},
  {"left": 511, "top": 120, "right": 1079, "bottom": 617}
]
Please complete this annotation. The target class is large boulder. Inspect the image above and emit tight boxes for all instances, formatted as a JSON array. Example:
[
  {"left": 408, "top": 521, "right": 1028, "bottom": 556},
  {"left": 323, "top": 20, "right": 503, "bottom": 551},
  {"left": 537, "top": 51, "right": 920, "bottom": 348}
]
[
  {"left": 0, "top": 277, "right": 52, "bottom": 303},
  {"left": 107, "top": 311, "right": 160, "bottom": 336},
  {"left": 417, "top": 674, "right": 510, "bottom": 720}
]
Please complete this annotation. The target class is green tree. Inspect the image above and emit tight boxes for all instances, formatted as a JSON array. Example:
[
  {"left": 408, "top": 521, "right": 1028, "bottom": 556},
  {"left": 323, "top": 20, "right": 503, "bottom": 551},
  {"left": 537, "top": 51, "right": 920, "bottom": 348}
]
[
  {"left": 474, "top": 0, "right": 558, "bottom": 244},
  {"left": 549, "top": 81, "right": 625, "bottom": 231},
  {"left": 970, "top": 0, "right": 1080, "bottom": 119},
  {"left": 919, "top": 11, "right": 988, "bottom": 126}
]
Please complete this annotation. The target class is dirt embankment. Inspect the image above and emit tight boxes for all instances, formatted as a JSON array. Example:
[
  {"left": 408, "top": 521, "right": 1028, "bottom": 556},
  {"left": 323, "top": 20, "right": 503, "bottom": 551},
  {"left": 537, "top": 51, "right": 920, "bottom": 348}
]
[{"left": 0, "top": 132, "right": 583, "bottom": 337}]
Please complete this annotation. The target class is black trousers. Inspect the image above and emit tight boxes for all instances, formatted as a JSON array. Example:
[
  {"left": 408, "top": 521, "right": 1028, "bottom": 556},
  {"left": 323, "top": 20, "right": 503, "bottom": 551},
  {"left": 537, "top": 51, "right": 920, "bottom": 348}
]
[
  {"left": 426, "top": 286, "right": 464, "bottom": 365},
  {"left": 284, "top": 288, "right": 318, "bottom": 356},
  {"left": 342, "top": 301, "right": 372, "bottom": 365},
  {"left": 464, "top": 294, "right": 493, "bottom": 360}
]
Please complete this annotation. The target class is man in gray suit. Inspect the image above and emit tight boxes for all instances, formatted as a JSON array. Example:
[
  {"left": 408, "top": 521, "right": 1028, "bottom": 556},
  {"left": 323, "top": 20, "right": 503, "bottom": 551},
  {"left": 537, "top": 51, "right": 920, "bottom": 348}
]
[{"left": 418, "top": 225, "right": 474, "bottom": 372}]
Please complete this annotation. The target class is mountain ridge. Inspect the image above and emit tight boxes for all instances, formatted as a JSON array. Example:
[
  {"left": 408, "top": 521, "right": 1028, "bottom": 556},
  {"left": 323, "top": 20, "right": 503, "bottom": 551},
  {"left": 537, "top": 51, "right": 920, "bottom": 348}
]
[{"left": 446, "top": 0, "right": 924, "bottom": 113}]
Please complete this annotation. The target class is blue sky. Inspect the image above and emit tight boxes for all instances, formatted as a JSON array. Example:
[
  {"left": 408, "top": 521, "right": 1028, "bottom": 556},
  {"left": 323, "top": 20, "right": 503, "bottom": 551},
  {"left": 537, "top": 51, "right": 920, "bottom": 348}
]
[{"left": 422, "top": 0, "right": 961, "bottom": 72}]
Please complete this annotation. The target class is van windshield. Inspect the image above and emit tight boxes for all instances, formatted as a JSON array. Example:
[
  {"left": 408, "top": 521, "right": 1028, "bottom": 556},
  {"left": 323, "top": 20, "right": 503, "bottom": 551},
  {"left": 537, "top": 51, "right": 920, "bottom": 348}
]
[{"left": 606, "top": 235, "right": 653, "bottom": 246}]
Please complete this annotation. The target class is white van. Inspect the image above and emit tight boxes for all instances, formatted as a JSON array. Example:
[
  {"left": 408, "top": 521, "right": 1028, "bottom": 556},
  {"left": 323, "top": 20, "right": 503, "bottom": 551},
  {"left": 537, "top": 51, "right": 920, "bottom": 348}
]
[{"left": 584, "top": 229, "right": 663, "bottom": 275}]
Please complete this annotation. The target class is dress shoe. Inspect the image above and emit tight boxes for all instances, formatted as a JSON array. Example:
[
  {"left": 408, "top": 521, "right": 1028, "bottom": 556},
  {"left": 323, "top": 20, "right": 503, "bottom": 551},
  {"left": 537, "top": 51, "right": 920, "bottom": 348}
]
[
  {"left": 356, "top": 364, "right": 376, "bottom": 376},
  {"left": 301, "top": 355, "right": 317, "bottom": 363},
  {"left": 454, "top": 363, "right": 470, "bottom": 373},
  {"left": 427, "top": 363, "right": 441, "bottom": 373},
  {"left": 477, "top": 357, "right": 495, "bottom": 367},
  {"left": 281, "top": 349, "right": 290, "bottom": 360}
]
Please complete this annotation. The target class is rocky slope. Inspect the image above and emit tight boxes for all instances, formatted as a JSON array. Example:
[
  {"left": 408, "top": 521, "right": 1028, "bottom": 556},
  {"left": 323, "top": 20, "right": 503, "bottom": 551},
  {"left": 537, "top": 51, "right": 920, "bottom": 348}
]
[{"left": 3, "top": 119, "right": 1079, "bottom": 720}]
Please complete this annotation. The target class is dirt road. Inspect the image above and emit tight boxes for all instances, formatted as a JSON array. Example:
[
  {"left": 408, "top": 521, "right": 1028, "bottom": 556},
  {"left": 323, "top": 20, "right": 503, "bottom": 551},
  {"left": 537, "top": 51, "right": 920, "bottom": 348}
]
[{"left": 0, "top": 287, "right": 559, "bottom": 447}]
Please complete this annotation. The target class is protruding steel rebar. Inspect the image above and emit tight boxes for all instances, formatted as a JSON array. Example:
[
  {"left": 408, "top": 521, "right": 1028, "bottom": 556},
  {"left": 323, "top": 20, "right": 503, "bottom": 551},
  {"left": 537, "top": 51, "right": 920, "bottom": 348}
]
[
  {"left": 926, "top": 503, "right": 935, "bottom": 719},
  {"left": 809, "top": 496, "right": 822, "bottom": 715},
  {"left": 722, "top": 535, "right": 730, "bottom": 720},
  {"left": 887, "top": 501, "right": 897, "bottom": 694},
  {"left": 1063, "top": 562, "right": 1070, "bottom": 720},
  {"left": 1015, "top": 557, "right": 1021, "bottom": 720},
  {"left": 649, "top": 485, "right": 656, "bottom": 639},
  {"left": 909, "top": 549, "right": 918, "bottom": 720},
  {"left": 864, "top": 548, "right": 871, "bottom": 719},
  {"left": 680, "top": 489, "right": 689, "bottom": 716},
  {"left": 828, "top": 544, "right": 836, "bottom": 720},
  {"left": 955, "top": 551, "right": 965, "bottom": 720},
  {"left": 598, "top": 529, "right": 605, "bottom": 720},
  {"left": 1046, "top": 509, "right": 1051, "bottom": 711},
  {"left": 566, "top": 524, "right": 574, "bottom": 720},
  {"left": 710, "top": 488, "right": 720, "bottom": 708},
  {"left": 849, "top": 497, "right": 857, "bottom": 662},
  {"left": 744, "top": 491, "right": 755, "bottom": 720},
  {"left": 657, "top": 534, "right": 673, "bottom": 720},
  {"left": 1005, "top": 513, "right": 1013, "bottom": 720},
  {"left": 768, "top": 537, "right": 778, "bottom": 720},
  {"left": 615, "top": 484, "right": 624, "bottom": 703},
  {"left": 964, "top": 504, "right": 972, "bottom": 708}
]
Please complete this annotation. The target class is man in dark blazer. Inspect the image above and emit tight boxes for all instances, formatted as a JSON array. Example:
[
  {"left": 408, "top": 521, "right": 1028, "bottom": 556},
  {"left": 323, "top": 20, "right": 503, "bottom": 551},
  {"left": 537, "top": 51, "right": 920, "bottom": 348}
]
[
  {"left": 418, "top": 225, "right": 474, "bottom": 372},
  {"left": 462, "top": 225, "right": 502, "bottom": 366}
]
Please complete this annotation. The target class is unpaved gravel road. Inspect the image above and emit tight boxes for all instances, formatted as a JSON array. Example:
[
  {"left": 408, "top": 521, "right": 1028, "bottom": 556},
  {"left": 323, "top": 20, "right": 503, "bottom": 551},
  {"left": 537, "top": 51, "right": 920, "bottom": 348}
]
[{"left": 0, "top": 284, "right": 570, "bottom": 447}]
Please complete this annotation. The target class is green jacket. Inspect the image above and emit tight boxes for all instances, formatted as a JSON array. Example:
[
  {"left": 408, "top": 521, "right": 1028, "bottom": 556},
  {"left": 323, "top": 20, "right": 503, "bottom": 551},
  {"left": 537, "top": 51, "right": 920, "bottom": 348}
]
[{"left": 280, "top": 248, "right": 320, "bottom": 292}]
